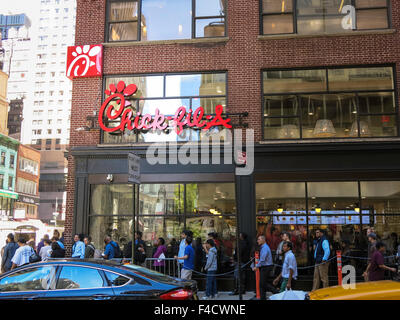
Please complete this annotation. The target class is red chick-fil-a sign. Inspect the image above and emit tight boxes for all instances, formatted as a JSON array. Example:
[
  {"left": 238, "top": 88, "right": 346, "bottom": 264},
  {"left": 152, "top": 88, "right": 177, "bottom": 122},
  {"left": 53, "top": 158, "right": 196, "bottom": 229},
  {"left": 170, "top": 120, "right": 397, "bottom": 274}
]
[
  {"left": 66, "top": 44, "right": 103, "bottom": 80},
  {"left": 99, "top": 81, "right": 232, "bottom": 134}
]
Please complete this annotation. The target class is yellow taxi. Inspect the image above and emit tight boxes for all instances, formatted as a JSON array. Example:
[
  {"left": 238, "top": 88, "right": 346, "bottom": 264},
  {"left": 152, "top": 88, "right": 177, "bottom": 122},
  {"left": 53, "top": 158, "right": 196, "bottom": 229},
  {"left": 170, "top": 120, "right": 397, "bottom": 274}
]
[{"left": 307, "top": 281, "right": 400, "bottom": 300}]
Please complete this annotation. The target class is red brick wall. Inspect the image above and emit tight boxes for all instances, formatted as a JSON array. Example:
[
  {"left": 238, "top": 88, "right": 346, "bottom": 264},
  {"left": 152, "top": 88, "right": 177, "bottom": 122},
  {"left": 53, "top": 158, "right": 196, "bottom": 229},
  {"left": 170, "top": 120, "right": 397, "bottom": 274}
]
[{"left": 66, "top": 0, "right": 400, "bottom": 252}]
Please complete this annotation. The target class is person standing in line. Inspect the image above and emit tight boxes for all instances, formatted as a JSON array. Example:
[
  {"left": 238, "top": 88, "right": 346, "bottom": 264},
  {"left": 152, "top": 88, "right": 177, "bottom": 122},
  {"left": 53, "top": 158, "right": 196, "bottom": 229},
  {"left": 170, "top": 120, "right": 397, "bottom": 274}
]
[
  {"left": 273, "top": 241, "right": 298, "bottom": 292},
  {"left": 174, "top": 236, "right": 195, "bottom": 280},
  {"left": 36, "top": 234, "right": 49, "bottom": 255},
  {"left": 368, "top": 242, "right": 397, "bottom": 281},
  {"left": 177, "top": 230, "right": 189, "bottom": 275},
  {"left": 202, "top": 239, "right": 218, "bottom": 300},
  {"left": 72, "top": 234, "right": 85, "bottom": 259},
  {"left": 11, "top": 238, "right": 34, "bottom": 269},
  {"left": 84, "top": 236, "right": 96, "bottom": 258},
  {"left": 102, "top": 235, "right": 121, "bottom": 260},
  {"left": 251, "top": 235, "right": 277, "bottom": 300},
  {"left": 39, "top": 239, "right": 52, "bottom": 261},
  {"left": 1, "top": 234, "right": 19, "bottom": 273},
  {"left": 363, "top": 232, "right": 378, "bottom": 281},
  {"left": 153, "top": 237, "right": 167, "bottom": 274},
  {"left": 312, "top": 229, "right": 331, "bottom": 291},
  {"left": 194, "top": 237, "right": 206, "bottom": 272},
  {"left": 230, "top": 232, "right": 251, "bottom": 295}
]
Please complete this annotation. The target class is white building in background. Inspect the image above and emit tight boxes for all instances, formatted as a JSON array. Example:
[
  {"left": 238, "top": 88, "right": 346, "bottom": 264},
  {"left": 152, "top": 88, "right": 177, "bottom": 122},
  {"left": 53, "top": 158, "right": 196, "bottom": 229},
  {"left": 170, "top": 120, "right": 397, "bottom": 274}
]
[
  {"left": 21, "top": 0, "right": 76, "bottom": 147},
  {"left": 1, "top": 24, "right": 33, "bottom": 101},
  {"left": 1, "top": 0, "right": 76, "bottom": 224}
]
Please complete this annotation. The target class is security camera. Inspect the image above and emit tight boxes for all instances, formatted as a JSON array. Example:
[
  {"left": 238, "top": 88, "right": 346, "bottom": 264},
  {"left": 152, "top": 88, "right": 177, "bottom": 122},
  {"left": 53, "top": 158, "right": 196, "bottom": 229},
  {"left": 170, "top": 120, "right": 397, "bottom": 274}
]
[{"left": 106, "top": 174, "right": 114, "bottom": 183}]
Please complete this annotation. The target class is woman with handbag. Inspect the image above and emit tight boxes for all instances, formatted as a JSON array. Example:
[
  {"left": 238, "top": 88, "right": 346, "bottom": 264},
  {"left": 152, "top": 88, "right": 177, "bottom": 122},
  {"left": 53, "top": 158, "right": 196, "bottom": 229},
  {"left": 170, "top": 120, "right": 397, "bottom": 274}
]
[{"left": 153, "top": 238, "right": 167, "bottom": 274}]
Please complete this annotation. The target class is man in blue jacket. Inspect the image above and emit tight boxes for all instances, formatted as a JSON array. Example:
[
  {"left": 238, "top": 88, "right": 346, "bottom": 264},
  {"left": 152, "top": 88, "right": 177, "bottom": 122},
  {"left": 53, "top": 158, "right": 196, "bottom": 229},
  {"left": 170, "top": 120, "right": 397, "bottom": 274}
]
[
  {"left": 1, "top": 234, "right": 19, "bottom": 272},
  {"left": 312, "top": 229, "right": 331, "bottom": 291}
]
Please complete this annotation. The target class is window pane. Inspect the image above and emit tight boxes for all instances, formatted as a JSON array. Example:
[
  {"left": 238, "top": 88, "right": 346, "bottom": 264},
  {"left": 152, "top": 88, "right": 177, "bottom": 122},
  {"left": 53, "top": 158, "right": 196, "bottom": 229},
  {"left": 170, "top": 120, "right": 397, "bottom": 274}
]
[
  {"left": 138, "top": 216, "right": 184, "bottom": 252},
  {"left": 192, "top": 97, "right": 226, "bottom": 114},
  {"left": 196, "top": 0, "right": 225, "bottom": 17},
  {"left": 297, "top": 16, "right": 351, "bottom": 34},
  {"left": 139, "top": 184, "right": 184, "bottom": 215},
  {"left": 104, "top": 271, "right": 130, "bottom": 286},
  {"left": 186, "top": 183, "right": 236, "bottom": 214},
  {"left": 328, "top": 67, "right": 393, "bottom": 91},
  {"left": 103, "top": 129, "right": 137, "bottom": 144},
  {"left": 263, "top": 69, "right": 327, "bottom": 93},
  {"left": 256, "top": 182, "right": 306, "bottom": 214},
  {"left": 90, "top": 184, "right": 133, "bottom": 215},
  {"left": 297, "top": 0, "right": 351, "bottom": 15},
  {"left": 358, "top": 92, "right": 395, "bottom": 114},
  {"left": 256, "top": 216, "right": 308, "bottom": 266},
  {"left": 356, "top": 9, "right": 388, "bottom": 29},
  {"left": 300, "top": 94, "right": 356, "bottom": 138},
  {"left": 355, "top": 0, "right": 388, "bottom": 8},
  {"left": 263, "top": 0, "right": 293, "bottom": 13},
  {"left": 196, "top": 19, "right": 225, "bottom": 38},
  {"left": 264, "top": 117, "right": 300, "bottom": 139},
  {"left": 359, "top": 115, "right": 397, "bottom": 137},
  {"left": 106, "top": 76, "right": 164, "bottom": 99},
  {"left": 165, "top": 73, "right": 226, "bottom": 97},
  {"left": 141, "top": 0, "right": 191, "bottom": 41},
  {"left": 57, "top": 267, "right": 104, "bottom": 289},
  {"left": 0, "top": 266, "right": 55, "bottom": 292},
  {"left": 307, "top": 182, "right": 359, "bottom": 214},
  {"left": 185, "top": 215, "right": 236, "bottom": 268},
  {"left": 263, "top": 14, "right": 294, "bottom": 34},
  {"left": 361, "top": 181, "right": 400, "bottom": 215},
  {"left": 264, "top": 95, "right": 298, "bottom": 117},
  {"left": 89, "top": 215, "right": 132, "bottom": 255},
  {"left": 109, "top": 22, "right": 138, "bottom": 41},
  {"left": 109, "top": 1, "right": 138, "bottom": 22}
]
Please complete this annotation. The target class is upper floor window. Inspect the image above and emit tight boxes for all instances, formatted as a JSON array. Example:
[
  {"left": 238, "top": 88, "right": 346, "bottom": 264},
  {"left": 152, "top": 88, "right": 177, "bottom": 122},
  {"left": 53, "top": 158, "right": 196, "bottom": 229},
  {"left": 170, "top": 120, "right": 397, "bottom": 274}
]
[
  {"left": 262, "top": 65, "right": 397, "bottom": 140},
  {"left": 106, "top": 0, "right": 226, "bottom": 42},
  {"left": 262, "top": 0, "right": 390, "bottom": 35},
  {"left": 102, "top": 72, "right": 227, "bottom": 143}
]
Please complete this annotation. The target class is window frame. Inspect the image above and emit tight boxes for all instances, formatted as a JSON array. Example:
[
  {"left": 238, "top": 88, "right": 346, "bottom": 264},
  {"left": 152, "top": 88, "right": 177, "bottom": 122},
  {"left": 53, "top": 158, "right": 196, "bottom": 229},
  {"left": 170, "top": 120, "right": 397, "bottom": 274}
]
[
  {"left": 105, "top": 0, "right": 227, "bottom": 43},
  {"left": 261, "top": 64, "right": 398, "bottom": 141},
  {"left": 260, "top": 0, "right": 391, "bottom": 36}
]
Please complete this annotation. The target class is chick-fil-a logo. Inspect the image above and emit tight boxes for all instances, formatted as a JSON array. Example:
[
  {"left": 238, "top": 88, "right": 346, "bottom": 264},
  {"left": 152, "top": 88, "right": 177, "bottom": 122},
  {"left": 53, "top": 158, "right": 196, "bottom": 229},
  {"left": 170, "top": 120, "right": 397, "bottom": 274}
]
[
  {"left": 98, "top": 81, "right": 232, "bottom": 134},
  {"left": 66, "top": 44, "right": 103, "bottom": 79}
]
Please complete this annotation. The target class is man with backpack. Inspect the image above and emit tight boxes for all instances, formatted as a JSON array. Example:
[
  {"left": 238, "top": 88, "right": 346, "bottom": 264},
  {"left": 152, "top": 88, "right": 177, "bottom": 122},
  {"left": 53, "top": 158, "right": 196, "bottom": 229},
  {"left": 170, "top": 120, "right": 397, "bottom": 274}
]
[{"left": 102, "top": 235, "right": 122, "bottom": 260}]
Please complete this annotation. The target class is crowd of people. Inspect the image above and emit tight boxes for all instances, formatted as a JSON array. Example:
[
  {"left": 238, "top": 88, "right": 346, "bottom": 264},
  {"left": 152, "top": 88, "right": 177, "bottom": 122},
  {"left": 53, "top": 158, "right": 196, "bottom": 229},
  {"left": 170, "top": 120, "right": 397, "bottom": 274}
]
[{"left": 1, "top": 226, "right": 399, "bottom": 300}]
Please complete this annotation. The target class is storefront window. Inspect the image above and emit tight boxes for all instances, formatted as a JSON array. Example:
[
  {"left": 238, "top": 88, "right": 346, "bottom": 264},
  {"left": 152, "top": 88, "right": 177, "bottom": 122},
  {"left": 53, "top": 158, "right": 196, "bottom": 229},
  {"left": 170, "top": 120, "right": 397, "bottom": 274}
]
[
  {"left": 90, "top": 184, "right": 133, "bottom": 215},
  {"left": 89, "top": 215, "right": 133, "bottom": 253},
  {"left": 106, "top": 0, "right": 226, "bottom": 42},
  {"left": 186, "top": 183, "right": 236, "bottom": 215},
  {"left": 262, "top": 0, "right": 390, "bottom": 35},
  {"left": 102, "top": 72, "right": 227, "bottom": 144},
  {"left": 256, "top": 180, "right": 400, "bottom": 275},
  {"left": 139, "top": 184, "right": 183, "bottom": 215},
  {"left": 263, "top": 66, "right": 397, "bottom": 140}
]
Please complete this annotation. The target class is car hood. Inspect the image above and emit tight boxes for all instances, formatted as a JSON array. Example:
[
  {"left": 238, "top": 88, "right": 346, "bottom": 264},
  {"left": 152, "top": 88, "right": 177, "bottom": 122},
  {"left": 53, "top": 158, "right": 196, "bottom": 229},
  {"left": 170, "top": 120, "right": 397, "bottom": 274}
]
[{"left": 309, "top": 281, "right": 400, "bottom": 300}]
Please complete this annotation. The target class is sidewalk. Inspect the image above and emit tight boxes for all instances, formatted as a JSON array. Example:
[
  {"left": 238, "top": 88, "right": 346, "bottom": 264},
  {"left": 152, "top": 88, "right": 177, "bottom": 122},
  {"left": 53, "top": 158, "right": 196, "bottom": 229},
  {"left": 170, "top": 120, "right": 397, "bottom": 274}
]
[{"left": 197, "top": 291, "right": 272, "bottom": 300}]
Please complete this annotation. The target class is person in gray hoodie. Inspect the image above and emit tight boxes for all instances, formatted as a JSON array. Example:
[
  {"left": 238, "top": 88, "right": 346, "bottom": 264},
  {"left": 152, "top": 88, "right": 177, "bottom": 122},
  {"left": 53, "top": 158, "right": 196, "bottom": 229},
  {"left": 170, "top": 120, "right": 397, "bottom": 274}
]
[{"left": 203, "top": 239, "right": 218, "bottom": 299}]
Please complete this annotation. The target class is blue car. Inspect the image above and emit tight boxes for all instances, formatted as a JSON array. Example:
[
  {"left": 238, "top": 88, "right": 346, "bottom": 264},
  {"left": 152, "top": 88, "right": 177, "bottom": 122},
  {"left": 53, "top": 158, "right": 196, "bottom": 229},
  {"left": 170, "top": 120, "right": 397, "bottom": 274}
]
[{"left": 0, "top": 259, "right": 198, "bottom": 300}]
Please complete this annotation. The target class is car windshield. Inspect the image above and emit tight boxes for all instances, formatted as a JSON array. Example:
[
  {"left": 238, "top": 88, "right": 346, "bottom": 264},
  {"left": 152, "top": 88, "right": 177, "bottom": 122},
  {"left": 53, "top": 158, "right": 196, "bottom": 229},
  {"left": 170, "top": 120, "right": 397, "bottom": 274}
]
[{"left": 120, "top": 264, "right": 177, "bottom": 283}]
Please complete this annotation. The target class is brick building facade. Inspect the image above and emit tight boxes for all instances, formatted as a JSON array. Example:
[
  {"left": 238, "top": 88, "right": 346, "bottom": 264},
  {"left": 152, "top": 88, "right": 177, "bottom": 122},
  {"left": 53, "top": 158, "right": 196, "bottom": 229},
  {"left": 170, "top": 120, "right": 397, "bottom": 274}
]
[{"left": 67, "top": 0, "right": 400, "bottom": 289}]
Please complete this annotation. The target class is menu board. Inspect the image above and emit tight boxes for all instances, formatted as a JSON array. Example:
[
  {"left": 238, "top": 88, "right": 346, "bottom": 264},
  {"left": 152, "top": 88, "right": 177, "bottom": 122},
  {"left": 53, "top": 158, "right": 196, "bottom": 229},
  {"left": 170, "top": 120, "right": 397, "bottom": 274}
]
[{"left": 272, "top": 210, "right": 373, "bottom": 225}]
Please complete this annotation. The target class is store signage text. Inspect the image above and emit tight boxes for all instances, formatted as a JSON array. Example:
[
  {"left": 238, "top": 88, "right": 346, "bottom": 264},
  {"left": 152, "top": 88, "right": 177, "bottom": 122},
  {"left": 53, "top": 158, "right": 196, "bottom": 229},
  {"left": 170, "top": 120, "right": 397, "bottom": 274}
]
[{"left": 98, "top": 81, "right": 232, "bottom": 134}]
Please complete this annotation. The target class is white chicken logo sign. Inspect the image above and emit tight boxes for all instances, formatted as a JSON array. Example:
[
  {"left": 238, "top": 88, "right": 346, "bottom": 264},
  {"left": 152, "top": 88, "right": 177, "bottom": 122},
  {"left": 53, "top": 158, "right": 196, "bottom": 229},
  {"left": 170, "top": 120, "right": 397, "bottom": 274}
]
[{"left": 66, "top": 44, "right": 103, "bottom": 79}]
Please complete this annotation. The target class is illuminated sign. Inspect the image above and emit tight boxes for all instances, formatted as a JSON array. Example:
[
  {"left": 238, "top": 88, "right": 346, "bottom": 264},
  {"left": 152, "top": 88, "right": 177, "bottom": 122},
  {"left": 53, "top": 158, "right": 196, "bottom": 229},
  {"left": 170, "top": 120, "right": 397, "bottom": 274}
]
[
  {"left": 66, "top": 44, "right": 103, "bottom": 79},
  {"left": 99, "top": 81, "right": 232, "bottom": 134}
]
